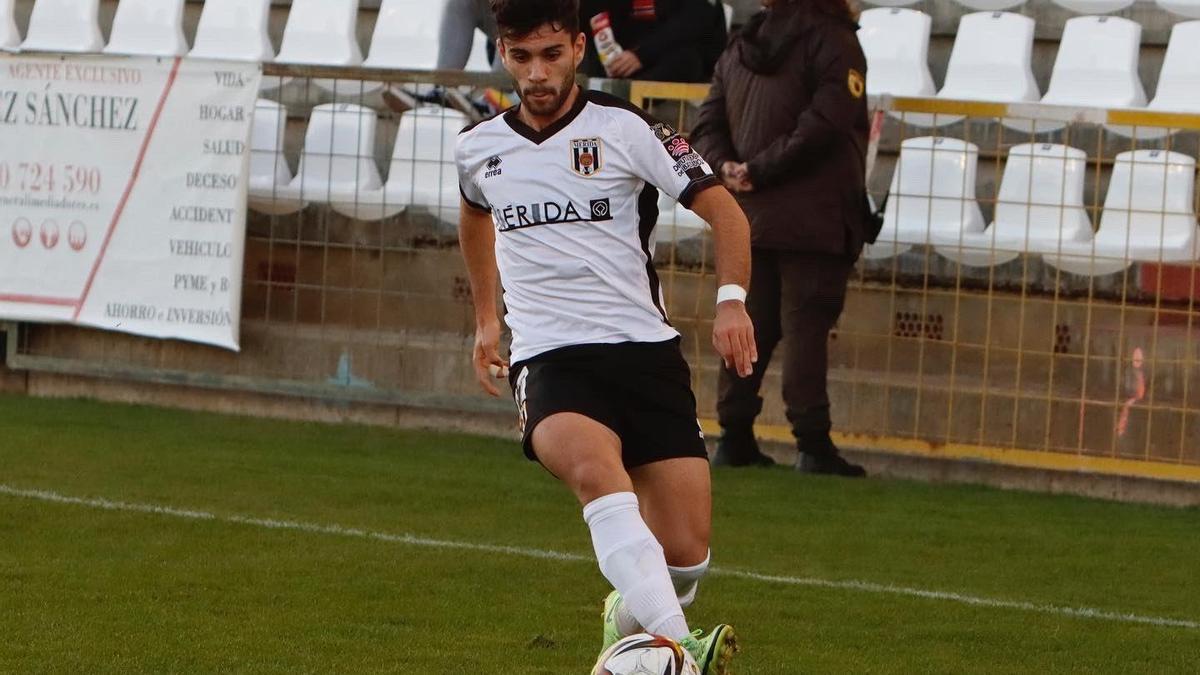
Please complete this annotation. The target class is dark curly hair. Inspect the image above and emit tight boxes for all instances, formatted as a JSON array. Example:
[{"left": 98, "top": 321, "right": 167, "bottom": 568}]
[{"left": 490, "top": 0, "right": 581, "bottom": 41}]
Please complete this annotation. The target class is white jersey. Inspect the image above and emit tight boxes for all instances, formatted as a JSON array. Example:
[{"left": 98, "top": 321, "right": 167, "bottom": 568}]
[{"left": 456, "top": 89, "right": 720, "bottom": 364}]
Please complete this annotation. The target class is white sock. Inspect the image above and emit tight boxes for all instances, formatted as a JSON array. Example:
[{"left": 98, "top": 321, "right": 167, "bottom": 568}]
[
  {"left": 616, "top": 550, "right": 711, "bottom": 635},
  {"left": 584, "top": 492, "right": 690, "bottom": 642},
  {"left": 614, "top": 599, "right": 642, "bottom": 637},
  {"left": 669, "top": 551, "right": 710, "bottom": 609}
]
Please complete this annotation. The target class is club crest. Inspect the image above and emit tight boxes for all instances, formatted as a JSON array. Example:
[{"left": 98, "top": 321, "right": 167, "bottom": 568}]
[
  {"left": 847, "top": 68, "right": 865, "bottom": 99},
  {"left": 650, "top": 122, "right": 677, "bottom": 142},
  {"left": 571, "top": 138, "right": 603, "bottom": 177}
]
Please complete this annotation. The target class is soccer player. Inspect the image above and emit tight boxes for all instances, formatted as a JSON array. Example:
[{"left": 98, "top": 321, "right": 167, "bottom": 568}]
[{"left": 455, "top": 0, "right": 756, "bottom": 671}]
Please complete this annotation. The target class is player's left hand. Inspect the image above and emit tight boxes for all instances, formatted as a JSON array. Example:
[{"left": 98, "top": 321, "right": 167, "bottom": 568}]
[
  {"left": 605, "top": 51, "right": 643, "bottom": 79},
  {"left": 713, "top": 300, "right": 757, "bottom": 378}
]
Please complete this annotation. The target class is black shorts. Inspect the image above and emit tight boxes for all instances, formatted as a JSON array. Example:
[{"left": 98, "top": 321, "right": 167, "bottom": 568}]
[{"left": 508, "top": 338, "right": 709, "bottom": 468}]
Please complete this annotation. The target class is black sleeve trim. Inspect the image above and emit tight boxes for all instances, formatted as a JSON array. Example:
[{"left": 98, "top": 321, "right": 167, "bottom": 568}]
[
  {"left": 677, "top": 175, "right": 722, "bottom": 209},
  {"left": 459, "top": 185, "right": 491, "bottom": 213}
]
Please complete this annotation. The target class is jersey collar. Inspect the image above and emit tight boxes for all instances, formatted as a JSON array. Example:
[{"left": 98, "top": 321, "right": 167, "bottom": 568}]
[{"left": 504, "top": 86, "right": 588, "bottom": 145}]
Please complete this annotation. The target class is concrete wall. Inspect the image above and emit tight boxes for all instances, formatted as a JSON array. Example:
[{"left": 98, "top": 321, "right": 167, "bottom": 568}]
[{"left": 15, "top": 207, "right": 1199, "bottom": 466}]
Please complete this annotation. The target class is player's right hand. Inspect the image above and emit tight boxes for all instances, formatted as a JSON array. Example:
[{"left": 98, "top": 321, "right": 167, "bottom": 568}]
[{"left": 473, "top": 320, "right": 508, "bottom": 397}]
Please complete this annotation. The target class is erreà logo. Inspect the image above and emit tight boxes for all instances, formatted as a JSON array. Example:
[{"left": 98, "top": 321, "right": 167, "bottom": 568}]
[
  {"left": 494, "top": 198, "right": 612, "bottom": 232},
  {"left": 485, "top": 155, "right": 503, "bottom": 178}
]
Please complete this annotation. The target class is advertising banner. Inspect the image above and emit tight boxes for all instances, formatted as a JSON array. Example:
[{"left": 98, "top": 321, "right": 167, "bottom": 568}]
[{"left": 0, "top": 55, "right": 261, "bottom": 350}]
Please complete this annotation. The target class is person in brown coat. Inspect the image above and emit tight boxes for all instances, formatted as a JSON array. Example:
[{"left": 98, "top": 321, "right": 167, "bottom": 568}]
[{"left": 690, "top": 0, "right": 870, "bottom": 475}]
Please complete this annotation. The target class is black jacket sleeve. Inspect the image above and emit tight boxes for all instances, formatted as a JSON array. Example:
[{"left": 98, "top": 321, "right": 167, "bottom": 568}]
[
  {"left": 634, "top": 0, "right": 715, "bottom": 67},
  {"left": 690, "top": 58, "right": 739, "bottom": 173},
  {"left": 745, "top": 26, "right": 867, "bottom": 189}
]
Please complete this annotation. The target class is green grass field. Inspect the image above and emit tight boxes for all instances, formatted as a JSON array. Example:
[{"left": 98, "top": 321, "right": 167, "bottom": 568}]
[{"left": 2, "top": 394, "right": 1198, "bottom": 673}]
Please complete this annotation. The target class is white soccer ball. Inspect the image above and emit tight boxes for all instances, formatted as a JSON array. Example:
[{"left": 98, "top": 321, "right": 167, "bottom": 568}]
[{"left": 591, "top": 633, "right": 701, "bottom": 675}]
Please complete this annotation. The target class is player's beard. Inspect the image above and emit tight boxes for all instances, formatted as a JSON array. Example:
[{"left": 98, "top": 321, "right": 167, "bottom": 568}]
[{"left": 520, "top": 72, "right": 574, "bottom": 117}]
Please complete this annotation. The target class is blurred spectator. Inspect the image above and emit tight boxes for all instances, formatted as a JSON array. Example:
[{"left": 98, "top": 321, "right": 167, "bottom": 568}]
[
  {"left": 690, "top": 0, "right": 871, "bottom": 475},
  {"left": 579, "top": 0, "right": 728, "bottom": 82},
  {"left": 437, "top": 0, "right": 503, "bottom": 72}
]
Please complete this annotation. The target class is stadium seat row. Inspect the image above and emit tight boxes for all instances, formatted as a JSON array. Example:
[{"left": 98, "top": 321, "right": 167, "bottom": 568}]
[
  {"left": 248, "top": 101, "right": 465, "bottom": 223},
  {"left": 248, "top": 100, "right": 710, "bottom": 241},
  {"left": 1, "top": 0, "right": 493, "bottom": 72},
  {"left": 865, "top": 0, "right": 1200, "bottom": 19},
  {"left": 248, "top": 99, "right": 1200, "bottom": 271},
  {"left": 865, "top": 138, "right": 1200, "bottom": 276},
  {"left": 861, "top": 10, "right": 1200, "bottom": 136}
]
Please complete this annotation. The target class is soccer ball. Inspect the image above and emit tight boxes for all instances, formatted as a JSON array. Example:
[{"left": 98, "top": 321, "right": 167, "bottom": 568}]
[{"left": 591, "top": 633, "right": 700, "bottom": 675}]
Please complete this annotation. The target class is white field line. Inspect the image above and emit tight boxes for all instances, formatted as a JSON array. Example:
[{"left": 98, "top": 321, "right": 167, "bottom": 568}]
[{"left": 2, "top": 484, "right": 1197, "bottom": 631}]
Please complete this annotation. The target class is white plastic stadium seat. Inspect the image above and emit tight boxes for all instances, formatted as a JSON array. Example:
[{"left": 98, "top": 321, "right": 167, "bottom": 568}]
[
  {"left": 861, "top": 0, "right": 921, "bottom": 7},
  {"left": 285, "top": 104, "right": 383, "bottom": 211},
  {"left": 190, "top": 0, "right": 274, "bottom": 62},
  {"left": 986, "top": 144, "right": 1093, "bottom": 258},
  {"left": 858, "top": 9, "right": 935, "bottom": 98},
  {"left": 1038, "top": 17, "right": 1146, "bottom": 134},
  {"left": 248, "top": 100, "right": 306, "bottom": 216},
  {"left": 275, "top": 0, "right": 364, "bottom": 95},
  {"left": 1, "top": 0, "right": 19, "bottom": 50},
  {"left": 863, "top": 137, "right": 988, "bottom": 262},
  {"left": 1112, "top": 21, "right": 1200, "bottom": 139},
  {"left": 1044, "top": 151, "right": 1199, "bottom": 276},
  {"left": 1157, "top": 0, "right": 1200, "bottom": 19},
  {"left": 364, "top": 0, "right": 443, "bottom": 71},
  {"left": 466, "top": 29, "right": 494, "bottom": 72},
  {"left": 1052, "top": 0, "right": 1134, "bottom": 14},
  {"left": 21, "top": 0, "right": 104, "bottom": 53},
  {"left": 953, "top": 0, "right": 1026, "bottom": 10},
  {"left": 1146, "top": 22, "right": 1200, "bottom": 116},
  {"left": 858, "top": 9, "right": 935, "bottom": 126},
  {"left": 934, "top": 12, "right": 1039, "bottom": 130},
  {"left": 361, "top": 0, "right": 456, "bottom": 96},
  {"left": 332, "top": 106, "right": 466, "bottom": 223},
  {"left": 104, "top": 0, "right": 187, "bottom": 56}
]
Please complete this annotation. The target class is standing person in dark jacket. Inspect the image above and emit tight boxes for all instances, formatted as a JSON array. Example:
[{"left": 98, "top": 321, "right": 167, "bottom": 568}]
[
  {"left": 690, "top": 0, "right": 869, "bottom": 476},
  {"left": 579, "top": 0, "right": 727, "bottom": 82}
]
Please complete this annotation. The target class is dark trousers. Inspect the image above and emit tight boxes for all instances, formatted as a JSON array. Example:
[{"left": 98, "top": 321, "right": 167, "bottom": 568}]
[{"left": 717, "top": 249, "right": 852, "bottom": 444}]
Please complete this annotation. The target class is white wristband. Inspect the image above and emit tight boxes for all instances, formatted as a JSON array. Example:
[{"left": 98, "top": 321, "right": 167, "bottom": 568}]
[{"left": 716, "top": 284, "right": 747, "bottom": 305}]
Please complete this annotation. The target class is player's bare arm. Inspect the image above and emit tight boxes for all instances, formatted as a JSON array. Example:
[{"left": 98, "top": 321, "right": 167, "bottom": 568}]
[
  {"left": 689, "top": 186, "right": 757, "bottom": 378},
  {"left": 459, "top": 198, "right": 506, "bottom": 397}
]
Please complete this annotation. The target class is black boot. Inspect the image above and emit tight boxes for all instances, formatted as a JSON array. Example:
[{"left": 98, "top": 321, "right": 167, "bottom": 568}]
[
  {"left": 794, "top": 436, "right": 866, "bottom": 478},
  {"left": 713, "top": 426, "right": 776, "bottom": 467}
]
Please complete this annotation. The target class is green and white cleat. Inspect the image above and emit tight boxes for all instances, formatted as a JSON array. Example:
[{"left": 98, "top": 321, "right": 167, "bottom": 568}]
[
  {"left": 601, "top": 590, "right": 624, "bottom": 653},
  {"left": 679, "top": 624, "right": 739, "bottom": 675}
]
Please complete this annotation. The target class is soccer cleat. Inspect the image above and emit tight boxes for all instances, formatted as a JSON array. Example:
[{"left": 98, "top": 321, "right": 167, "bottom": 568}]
[
  {"left": 680, "top": 624, "right": 739, "bottom": 675},
  {"left": 601, "top": 590, "right": 624, "bottom": 653}
]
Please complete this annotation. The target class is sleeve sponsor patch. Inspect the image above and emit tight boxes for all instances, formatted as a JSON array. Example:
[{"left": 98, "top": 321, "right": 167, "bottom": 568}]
[
  {"left": 672, "top": 154, "right": 705, "bottom": 177},
  {"left": 652, "top": 123, "right": 704, "bottom": 176},
  {"left": 666, "top": 136, "right": 693, "bottom": 161}
]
